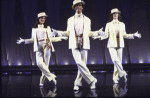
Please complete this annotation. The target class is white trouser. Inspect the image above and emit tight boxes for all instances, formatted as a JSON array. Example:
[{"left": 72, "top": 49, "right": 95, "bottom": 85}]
[
  {"left": 72, "top": 49, "right": 95, "bottom": 85},
  {"left": 36, "top": 41, "right": 56, "bottom": 82},
  {"left": 108, "top": 48, "right": 126, "bottom": 79}
]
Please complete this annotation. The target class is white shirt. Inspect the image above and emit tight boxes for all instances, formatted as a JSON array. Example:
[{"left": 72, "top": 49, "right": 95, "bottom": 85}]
[
  {"left": 112, "top": 20, "right": 120, "bottom": 37},
  {"left": 36, "top": 24, "right": 47, "bottom": 40},
  {"left": 74, "top": 13, "right": 84, "bottom": 36}
]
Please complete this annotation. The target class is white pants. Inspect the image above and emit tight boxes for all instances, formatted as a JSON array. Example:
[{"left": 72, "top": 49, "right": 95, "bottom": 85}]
[
  {"left": 108, "top": 48, "right": 126, "bottom": 80},
  {"left": 72, "top": 49, "right": 95, "bottom": 85},
  {"left": 36, "top": 41, "right": 56, "bottom": 82}
]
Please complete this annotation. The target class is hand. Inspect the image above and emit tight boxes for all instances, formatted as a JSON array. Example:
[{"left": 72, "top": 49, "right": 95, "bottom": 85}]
[
  {"left": 61, "top": 37, "right": 68, "bottom": 40},
  {"left": 50, "top": 32, "right": 56, "bottom": 37},
  {"left": 134, "top": 31, "right": 141, "bottom": 39},
  {"left": 16, "top": 37, "right": 24, "bottom": 44},
  {"left": 92, "top": 36, "right": 101, "bottom": 40},
  {"left": 50, "top": 28, "right": 58, "bottom": 37},
  {"left": 98, "top": 27, "right": 105, "bottom": 36},
  {"left": 99, "top": 27, "right": 103, "bottom": 32},
  {"left": 52, "top": 28, "right": 58, "bottom": 34}
]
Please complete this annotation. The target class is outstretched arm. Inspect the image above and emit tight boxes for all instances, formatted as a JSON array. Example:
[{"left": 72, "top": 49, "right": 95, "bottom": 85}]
[
  {"left": 90, "top": 27, "right": 105, "bottom": 37},
  {"left": 51, "top": 37, "right": 68, "bottom": 42},
  {"left": 47, "top": 26, "right": 68, "bottom": 42},
  {"left": 16, "top": 28, "right": 36, "bottom": 45},
  {"left": 92, "top": 24, "right": 109, "bottom": 40},
  {"left": 51, "top": 28, "right": 70, "bottom": 37},
  {"left": 16, "top": 37, "right": 25, "bottom": 44},
  {"left": 16, "top": 37, "right": 34, "bottom": 44},
  {"left": 123, "top": 24, "right": 141, "bottom": 39}
]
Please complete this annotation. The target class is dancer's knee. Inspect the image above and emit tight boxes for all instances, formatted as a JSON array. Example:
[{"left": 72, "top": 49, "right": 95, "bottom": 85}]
[{"left": 113, "top": 60, "right": 120, "bottom": 64}]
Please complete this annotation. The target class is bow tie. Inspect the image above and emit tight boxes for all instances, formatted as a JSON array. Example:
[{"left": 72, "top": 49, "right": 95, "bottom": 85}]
[
  {"left": 78, "top": 15, "right": 81, "bottom": 17},
  {"left": 76, "top": 14, "right": 82, "bottom": 18}
]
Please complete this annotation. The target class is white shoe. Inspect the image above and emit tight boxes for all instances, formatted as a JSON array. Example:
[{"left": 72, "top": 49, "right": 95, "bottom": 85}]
[
  {"left": 39, "top": 83, "right": 44, "bottom": 86},
  {"left": 73, "top": 85, "right": 79, "bottom": 90},
  {"left": 90, "top": 79, "right": 97, "bottom": 89},
  {"left": 113, "top": 80, "right": 118, "bottom": 84}
]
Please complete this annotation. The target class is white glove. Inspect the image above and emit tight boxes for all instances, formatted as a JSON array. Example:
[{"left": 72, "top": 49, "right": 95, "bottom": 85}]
[
  {"left": 51, "top": 28, "right": 58, "bottom": 37},
  {"left": 134, "top": 31, "right": 141, "bottom": 39},
  {"left": 98, "top": 27, "right": 105, "bottom": 36},
  {"left": 50, "top": 32, "right": 56, "bottom": 37},
  {"left": 92, "top": 36, "right": 101, "bottom": 40},
  {"left": 16, "top": 37, "right": 24, "bottom": 44},
  {"left": 61, "top": 37, "right": 68, "bottom": 40}
]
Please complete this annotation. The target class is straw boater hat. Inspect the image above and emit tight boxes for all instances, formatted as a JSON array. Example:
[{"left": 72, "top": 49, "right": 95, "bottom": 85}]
[
  {"left": 110, "top": 8, "right": 121, "bottom": 14},
  {"left": 72, "top": 0, "right": 85, "bottom": 9},
  {"left": 37, "top": 12, "right": 48, "bottom": 19}
]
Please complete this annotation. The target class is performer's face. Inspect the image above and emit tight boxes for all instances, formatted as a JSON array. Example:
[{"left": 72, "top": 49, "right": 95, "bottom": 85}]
[
  {"left": 113, "top": 12, "right": 119, "bottom": 19},
  {"left": 39, "top": 17, "right": 46, "bottom": 24},
  {"left": 74, "top": 3, "right": 83, "bottom": 14}
]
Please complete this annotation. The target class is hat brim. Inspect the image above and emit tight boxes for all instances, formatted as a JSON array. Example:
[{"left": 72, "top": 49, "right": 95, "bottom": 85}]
[
  {"left": 72, "top": 1, "right": 85, "bottom": 9},
  {"left": 110, "top": 11, "right": 121, "bottom": 15},
  {"left": 37, "top": 15, "right": 48, "bottom": 19}
]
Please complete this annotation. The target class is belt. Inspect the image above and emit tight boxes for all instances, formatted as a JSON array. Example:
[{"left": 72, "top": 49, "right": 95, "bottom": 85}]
[
  {"left": 76, "top": 34, "right": 83, "bottom": 37},
  {"left": 38, "top": 39, "right": 47, "bottom": 42},
  {"left": 38, "top": 39, "right": 51, "bottom": 49}
]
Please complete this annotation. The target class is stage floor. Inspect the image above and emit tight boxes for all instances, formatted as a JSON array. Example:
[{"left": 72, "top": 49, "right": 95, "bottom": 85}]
[{"left": 2, "top": 71, "right": 150, "bottom": 97}]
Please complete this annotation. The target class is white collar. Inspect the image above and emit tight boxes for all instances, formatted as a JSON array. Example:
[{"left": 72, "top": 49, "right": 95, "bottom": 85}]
[
  {"left": 75, "top": 13, "right": 83, "bottom": 17},
  {"left": 112, "top": 20, "right": 119, "bottom": 24},
  {"left": 38, "top": 24, "right": 44, "bottom": 28}
]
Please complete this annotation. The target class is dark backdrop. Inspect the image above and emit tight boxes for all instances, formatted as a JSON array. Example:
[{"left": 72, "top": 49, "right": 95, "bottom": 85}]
[{"left": 1, "top": 0, "right": 150, "bottom": 67}]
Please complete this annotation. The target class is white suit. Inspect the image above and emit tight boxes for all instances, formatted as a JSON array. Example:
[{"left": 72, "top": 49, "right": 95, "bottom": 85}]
[
  {"left": 101, "top": 20, "right": 134, "bottom": 82},
  {"left": 24, "top": 25, "right": 62, "bottom": 82},
  {"left": 57, "top": 14, "right": 98, "bottom": 85}
]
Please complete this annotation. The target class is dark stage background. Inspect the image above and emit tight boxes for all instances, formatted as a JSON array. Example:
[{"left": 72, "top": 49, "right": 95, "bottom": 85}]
[{"left": 1, "top": 0, "right": 150, "bottom": 71}]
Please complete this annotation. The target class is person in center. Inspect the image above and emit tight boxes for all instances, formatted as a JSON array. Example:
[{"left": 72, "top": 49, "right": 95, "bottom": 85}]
[{"left": 52, "top": 0, "right": 105, "bottom": 90}]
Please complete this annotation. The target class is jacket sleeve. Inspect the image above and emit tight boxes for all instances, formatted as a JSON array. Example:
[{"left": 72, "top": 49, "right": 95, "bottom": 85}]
[
  {"left": 24, "top": 28, "right": 35, "bottom": 44},
  {"left": 122, "top": 23, "right": 134, "bottom": 39},
  {"left": 50, "top": 37, "right": 62, "bottom": 42},
  {"left": 89, "top": 31, "right": 99, "bottom": 37}
]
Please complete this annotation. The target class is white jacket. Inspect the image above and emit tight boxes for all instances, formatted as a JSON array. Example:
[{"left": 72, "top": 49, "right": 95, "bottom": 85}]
[
  {"left": 58, "top": 15, "right": 98, "bottom": 50},
  {"left": 101, "top": 21, "right": 134, "bottom": 48},
  {"left": 24, "top": 26, "right": 62, "bottom": 52}
]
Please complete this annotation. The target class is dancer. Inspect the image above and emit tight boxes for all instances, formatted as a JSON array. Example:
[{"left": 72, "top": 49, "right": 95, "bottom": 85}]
[
  {"left": 93, "top": 8, "right": 141, "bottom": 83},
  {"left": 51, "top": 0, "right": 104, "bottom": 90},
  {"left": 16, "top": 12, "right": 68, "bottom": 86}
]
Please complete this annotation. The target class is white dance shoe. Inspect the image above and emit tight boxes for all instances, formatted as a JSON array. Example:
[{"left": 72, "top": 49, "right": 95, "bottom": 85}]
[
  {"left": 73, "top": 85, "right": 79, "bottom": 91},
  {"left": 90, "top": 79, "right": 97, "bottom": 89},
  {"left": 39, "top": 83, "right": 44, "bottom": 86},
  {"left": 39, "top": 80, "right": 44, "bottom": 86},
  {"left": 113, "top": 79, "right": 118, "bottom": 84}
]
